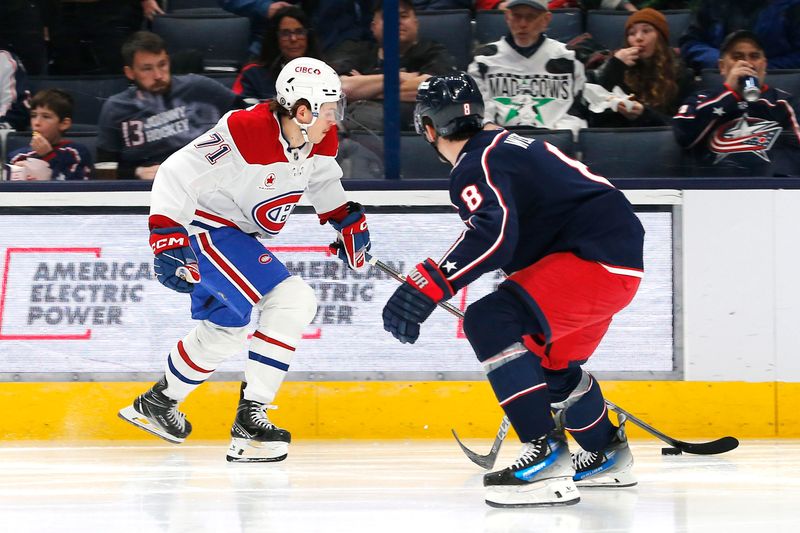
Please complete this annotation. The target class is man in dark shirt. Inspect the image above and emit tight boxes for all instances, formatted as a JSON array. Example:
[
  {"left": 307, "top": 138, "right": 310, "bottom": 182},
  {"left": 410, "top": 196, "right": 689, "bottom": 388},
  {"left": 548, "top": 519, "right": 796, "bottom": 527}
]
[
  {"left": 97, "top": 32, "right": 243, "bottom": 180},
  {"left": 327, "top": 0, "right": 456, "bottom": 130}
]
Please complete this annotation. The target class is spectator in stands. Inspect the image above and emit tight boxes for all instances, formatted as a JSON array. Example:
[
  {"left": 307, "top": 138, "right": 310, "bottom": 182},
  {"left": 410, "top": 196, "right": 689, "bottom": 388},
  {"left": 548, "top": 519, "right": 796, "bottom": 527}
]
[
  {"left": 97, "top": 31, "right": 243, "bottom": 180},
  {"left": 0, "top": 49, "right": 30, "bottom": 131},
  {"left": 233, "top": 6, "right": 320, "bottom": 102},
  {"left": 587, "top": 8, "right": 695, "bottom": 127},
  {"left": 680, "top": 0, "right": 800, "bottom": 73},
  {"left": 469, "top": 0, "right": 615, "bottom": 133},
  {"left": 7, "top": 89, "right": 93, "bottom": 181},
  {"left": 673, "top": 30, "right": 800, "bottom": 177},
  {"left": 219, "top": 0, "right": 372, "bottom": 58},
  {"left": 328, "top": 0, "right": 457, "bottom": 131}
]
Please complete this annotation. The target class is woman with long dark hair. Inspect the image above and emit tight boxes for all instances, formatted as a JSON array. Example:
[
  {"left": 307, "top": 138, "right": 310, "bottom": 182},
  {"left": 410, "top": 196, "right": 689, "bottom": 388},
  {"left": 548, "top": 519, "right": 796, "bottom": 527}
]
[
  {"left": 232, "top": 6, "right": 321, "bottom": 102},
  {"left": 588, "top": 8, "right": 695, "bottom": 127}
]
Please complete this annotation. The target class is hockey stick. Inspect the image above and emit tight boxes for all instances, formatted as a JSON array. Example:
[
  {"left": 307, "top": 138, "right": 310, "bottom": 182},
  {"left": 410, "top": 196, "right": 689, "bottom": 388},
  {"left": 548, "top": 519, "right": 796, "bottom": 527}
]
[{"left": 366, "top": 253, "right": 740, "bottom": 466}]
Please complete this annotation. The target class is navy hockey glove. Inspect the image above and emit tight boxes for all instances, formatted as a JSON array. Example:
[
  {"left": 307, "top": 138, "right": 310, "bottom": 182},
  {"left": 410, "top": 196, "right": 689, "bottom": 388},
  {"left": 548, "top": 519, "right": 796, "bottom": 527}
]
[
  {"left": 383, "top": 259, "right": 455, "bottom": 344},
  {"left": 329, "top": 202, "right": 370, "bottom": 270},
  {"left": 150, "top": 226, "right": 200, "bottom": 293}
]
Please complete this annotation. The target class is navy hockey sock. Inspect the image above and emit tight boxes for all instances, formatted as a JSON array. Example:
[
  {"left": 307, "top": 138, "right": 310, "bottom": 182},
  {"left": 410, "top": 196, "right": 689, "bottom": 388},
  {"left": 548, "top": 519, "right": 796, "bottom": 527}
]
[
  {"left": 464, "top": 290, "right": 553, "bottom": 442},
  {"left": 546, "top": 368, "right": 615, "bottom": 452}
]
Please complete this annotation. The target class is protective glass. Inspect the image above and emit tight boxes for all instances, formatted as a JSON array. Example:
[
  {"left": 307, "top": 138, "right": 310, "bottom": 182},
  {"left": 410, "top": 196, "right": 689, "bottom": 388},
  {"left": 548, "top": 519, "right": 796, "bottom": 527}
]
[{"left": 317, "top": 94, "right": 347, "bottom": 122}]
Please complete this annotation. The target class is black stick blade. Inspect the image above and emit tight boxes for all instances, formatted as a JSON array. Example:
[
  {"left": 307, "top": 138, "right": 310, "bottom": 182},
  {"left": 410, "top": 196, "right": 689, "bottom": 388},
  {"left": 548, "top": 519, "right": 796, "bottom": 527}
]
[
  {"left": 676, "top": 436, "right": 739, "bottom": 455},
  {"left": 451, "top": 429, "right": 498, "bottom": 469}
]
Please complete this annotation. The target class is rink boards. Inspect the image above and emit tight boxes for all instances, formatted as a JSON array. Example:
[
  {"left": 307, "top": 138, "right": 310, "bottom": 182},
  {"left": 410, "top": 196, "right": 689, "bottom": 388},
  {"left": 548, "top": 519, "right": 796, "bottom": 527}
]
[
  {"left": 1, "top": 380, "right": 799, "bottom": 440},
  {"left": 2, "top": 186, "right": 800, "bottom": 441}
]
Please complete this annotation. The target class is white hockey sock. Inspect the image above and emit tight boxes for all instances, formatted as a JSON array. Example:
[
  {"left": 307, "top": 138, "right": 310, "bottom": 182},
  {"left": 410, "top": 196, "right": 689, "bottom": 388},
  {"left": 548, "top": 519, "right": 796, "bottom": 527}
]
[
  {"left": 244, "top": 329, "right": 298, "bottom": 405},
  {"left": 164, "top": 321, "right": 248, "bottom": 401}
]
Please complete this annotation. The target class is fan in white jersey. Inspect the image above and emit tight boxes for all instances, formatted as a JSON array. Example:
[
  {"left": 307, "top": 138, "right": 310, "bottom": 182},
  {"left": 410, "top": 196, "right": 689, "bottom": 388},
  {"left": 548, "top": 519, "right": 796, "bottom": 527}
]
[{"left": 119, "top": 57, "right": 370, "bottom": 462}]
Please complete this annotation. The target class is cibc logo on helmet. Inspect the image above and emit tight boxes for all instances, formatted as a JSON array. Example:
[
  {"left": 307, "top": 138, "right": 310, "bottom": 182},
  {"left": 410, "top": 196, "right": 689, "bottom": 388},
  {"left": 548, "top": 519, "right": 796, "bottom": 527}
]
[{"left": 295, "top": 66, "right": 322, "bottom": 75}]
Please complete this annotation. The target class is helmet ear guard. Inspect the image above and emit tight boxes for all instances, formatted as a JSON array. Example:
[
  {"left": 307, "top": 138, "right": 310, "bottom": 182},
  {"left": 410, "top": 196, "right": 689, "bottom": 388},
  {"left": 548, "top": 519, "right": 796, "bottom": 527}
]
[{"left": 414, "top": 73, "right": 484, "bottom": 139}]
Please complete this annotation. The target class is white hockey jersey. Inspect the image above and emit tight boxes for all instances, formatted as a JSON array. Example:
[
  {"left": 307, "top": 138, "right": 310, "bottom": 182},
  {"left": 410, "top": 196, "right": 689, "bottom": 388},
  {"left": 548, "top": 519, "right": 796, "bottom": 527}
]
[
  {"left": 468, "top": 37, "right": 590, "bottom": 132},
  {"left": 149, "top": 103, "right": 347, "bottom": 237}
]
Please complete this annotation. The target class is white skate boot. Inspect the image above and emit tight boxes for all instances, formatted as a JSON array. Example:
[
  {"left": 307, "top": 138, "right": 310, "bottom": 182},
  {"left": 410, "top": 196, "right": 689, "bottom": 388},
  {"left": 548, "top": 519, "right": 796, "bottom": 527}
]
[
  {"left": 572, "top": 416, "right": 637, "bottom": 488},
  {"left": 484, "top": 428, "right": 580, "bottom": 507}
]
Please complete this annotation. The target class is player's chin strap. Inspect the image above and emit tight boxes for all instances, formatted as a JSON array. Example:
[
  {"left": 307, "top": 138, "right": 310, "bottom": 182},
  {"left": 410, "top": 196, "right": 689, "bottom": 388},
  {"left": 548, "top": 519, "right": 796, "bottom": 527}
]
[
  {"left": 364, "top": 252, "right": 740, "bottom": 466},
  {"left": 292, "top": 114, "right": 318, "bottom": 144}
]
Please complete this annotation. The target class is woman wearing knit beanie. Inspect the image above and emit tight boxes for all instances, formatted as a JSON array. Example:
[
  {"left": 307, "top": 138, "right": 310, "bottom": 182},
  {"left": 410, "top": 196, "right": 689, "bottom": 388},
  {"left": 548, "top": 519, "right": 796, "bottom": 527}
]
[{"left": 586, "top": 8, "right": 695, "bottom": 127}]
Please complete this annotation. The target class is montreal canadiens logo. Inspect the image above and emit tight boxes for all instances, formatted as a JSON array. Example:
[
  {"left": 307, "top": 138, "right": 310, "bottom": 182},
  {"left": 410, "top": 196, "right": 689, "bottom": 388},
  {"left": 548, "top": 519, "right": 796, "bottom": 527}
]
[
  {"left": 258, "top": 254, "right": 272, "bottom": 264},
  {"left": 252, "top": 191, "right": 303, "bottom": 235}
]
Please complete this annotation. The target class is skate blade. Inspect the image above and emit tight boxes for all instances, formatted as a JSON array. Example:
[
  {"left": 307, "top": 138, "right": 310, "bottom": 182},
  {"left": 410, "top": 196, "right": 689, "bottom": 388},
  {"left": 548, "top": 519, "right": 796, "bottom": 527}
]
[
  {"left": 485, "top": 477, "right": 580, "bottom": 508},
  {"left": 226, "top": 437, "right": 288, "bottom": 463},
  {"left": 575, "top": 471, "right": 637, "bottom": 488},
  {"left": 118, "top": 406, "right": 185, "bottom": 444}
]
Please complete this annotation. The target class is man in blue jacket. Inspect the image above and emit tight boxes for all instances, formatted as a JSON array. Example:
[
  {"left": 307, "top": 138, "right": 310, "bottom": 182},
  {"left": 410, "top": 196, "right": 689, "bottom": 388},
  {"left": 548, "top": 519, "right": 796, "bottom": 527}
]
[{"left": 680, "top": 0, "right": 800, "bottom": 72}]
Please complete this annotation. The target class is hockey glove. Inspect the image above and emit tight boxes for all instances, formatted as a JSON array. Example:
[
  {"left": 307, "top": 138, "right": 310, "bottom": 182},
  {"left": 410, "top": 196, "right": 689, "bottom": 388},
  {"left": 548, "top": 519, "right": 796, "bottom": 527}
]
[
  {"left": 383, "top": 259, "right": 455, "bottom": 344},
  {"left": 150, "top": 226, "right": 200, "bottom": 293},
  {"left": 328, "top": 201, "right": 370, "bottom": 270}
]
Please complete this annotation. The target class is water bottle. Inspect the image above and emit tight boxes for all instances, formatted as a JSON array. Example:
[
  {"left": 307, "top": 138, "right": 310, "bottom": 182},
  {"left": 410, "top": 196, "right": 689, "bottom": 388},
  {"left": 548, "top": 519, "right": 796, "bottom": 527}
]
[{"left": 740, "top": 76, "right": 760, "bottom": 102}]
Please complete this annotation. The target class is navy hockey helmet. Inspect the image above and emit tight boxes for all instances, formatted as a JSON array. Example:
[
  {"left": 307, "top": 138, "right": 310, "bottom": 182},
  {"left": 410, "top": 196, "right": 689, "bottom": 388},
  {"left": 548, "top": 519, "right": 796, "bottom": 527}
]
[{"left": 414, "top": 72, "right": 484, "bottom": 138}]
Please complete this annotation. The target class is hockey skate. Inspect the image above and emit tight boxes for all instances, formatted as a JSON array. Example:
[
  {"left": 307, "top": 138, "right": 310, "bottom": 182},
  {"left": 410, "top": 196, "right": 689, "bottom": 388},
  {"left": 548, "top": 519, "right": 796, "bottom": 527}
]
[
  {"left": 226, "top": 385, "right": 291, "bottom": 463},
  {"left": 484, "top": 428, "right": 580, "bottom": 508},
  {"left": 572, "top": 415, "right": 637, "bottom": 488},
  {"left": 118, "top": 376, "right": 192, "bottom": 444}
]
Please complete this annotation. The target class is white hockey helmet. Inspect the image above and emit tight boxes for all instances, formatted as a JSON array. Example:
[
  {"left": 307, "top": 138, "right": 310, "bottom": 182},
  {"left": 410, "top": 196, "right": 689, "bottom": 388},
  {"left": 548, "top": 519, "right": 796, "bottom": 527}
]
[{"left": 275, "top": 57, "right": 345, "bottom": 121}]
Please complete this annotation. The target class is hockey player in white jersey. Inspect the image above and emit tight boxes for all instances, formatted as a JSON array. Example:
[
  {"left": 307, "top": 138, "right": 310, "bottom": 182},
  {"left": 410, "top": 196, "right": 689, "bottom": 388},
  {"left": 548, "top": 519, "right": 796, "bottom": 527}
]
[{"left": 119, "top": 57, "right": 371, "bottom": 462}]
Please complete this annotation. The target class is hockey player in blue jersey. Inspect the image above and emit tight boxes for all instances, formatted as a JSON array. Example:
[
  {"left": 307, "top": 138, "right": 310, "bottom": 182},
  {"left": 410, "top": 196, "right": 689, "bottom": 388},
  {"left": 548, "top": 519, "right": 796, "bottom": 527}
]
[{"left": 382, "top": 73, "right": 645, "bottom": 507}]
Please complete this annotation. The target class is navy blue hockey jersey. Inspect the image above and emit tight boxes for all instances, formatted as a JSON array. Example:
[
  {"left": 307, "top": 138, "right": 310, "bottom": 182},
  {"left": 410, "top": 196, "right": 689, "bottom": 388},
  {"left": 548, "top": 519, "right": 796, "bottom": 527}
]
[
  {"left": 8, "top": 139, "right": 92, "bottom": 181},
  {"left": 440, "top": 129, "right": 645, "bottom": 292},
  {"left": 672, "top": 84, "right": 800, "bottom": 176}
]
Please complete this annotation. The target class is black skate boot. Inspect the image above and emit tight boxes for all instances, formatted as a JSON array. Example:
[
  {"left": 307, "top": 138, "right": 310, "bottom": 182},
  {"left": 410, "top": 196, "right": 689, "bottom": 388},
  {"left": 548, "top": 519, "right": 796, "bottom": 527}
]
[
  {"left": 572, "top": 415, "right": 636, "bottom": 488},
  {"left": 118, "top": 376, "right": 192, "bottom": 444},
  {"left": 484, "top": 428, "right": 579, "bottom": 507},
  {"left": 226, "top": 382, "right": 291, "bottom": 463}
]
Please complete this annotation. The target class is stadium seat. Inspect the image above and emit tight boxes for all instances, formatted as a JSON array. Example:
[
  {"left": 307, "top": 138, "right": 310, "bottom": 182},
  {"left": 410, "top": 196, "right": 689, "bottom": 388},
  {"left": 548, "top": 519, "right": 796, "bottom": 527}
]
[
  {"left": 698, "top": 69, "right": 800, "bottom": 97},
  {"left": 509, "top": 128, "right": 576, "bottom": 158},
  {"left": 578, "top": 127, "right": 693, "bottom": 178},
  {"left": 27, "top": 75, "right": 130, "bottom": 127},
  {"left": 202, "top": 72, "right": 237, "bottom": 90},
  {"left": 399, "top": 133, "right": 453, "bottom": 179},
  {"left": 474, "top": 9, "right": 583, "bottom": 46},
  {"left": 697, "top": 69, "right": 724, "bottom": 92},
  {"left": 338, "top": 131, "right": 452, "bottom": 180},
  {"left": 4, "top": 131, "right": 99, "bottom": 177},
  {"left": 586, "top": 9, "right": 690, "bottom": 50},
  {"left": 152, "top": 13, "right": 251, "bottom": 71},
  {"left": 474, "top": 10, "right": 507, "bottom": 46},
  {"left": 167, "top": 0, "right": 222, "bottom": 12},
  {"left": 766, "top": 70, "right": 800, "bottom": 97},
  {"left": 417, "top": 10, "right": 473, "bottom": 71}
]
